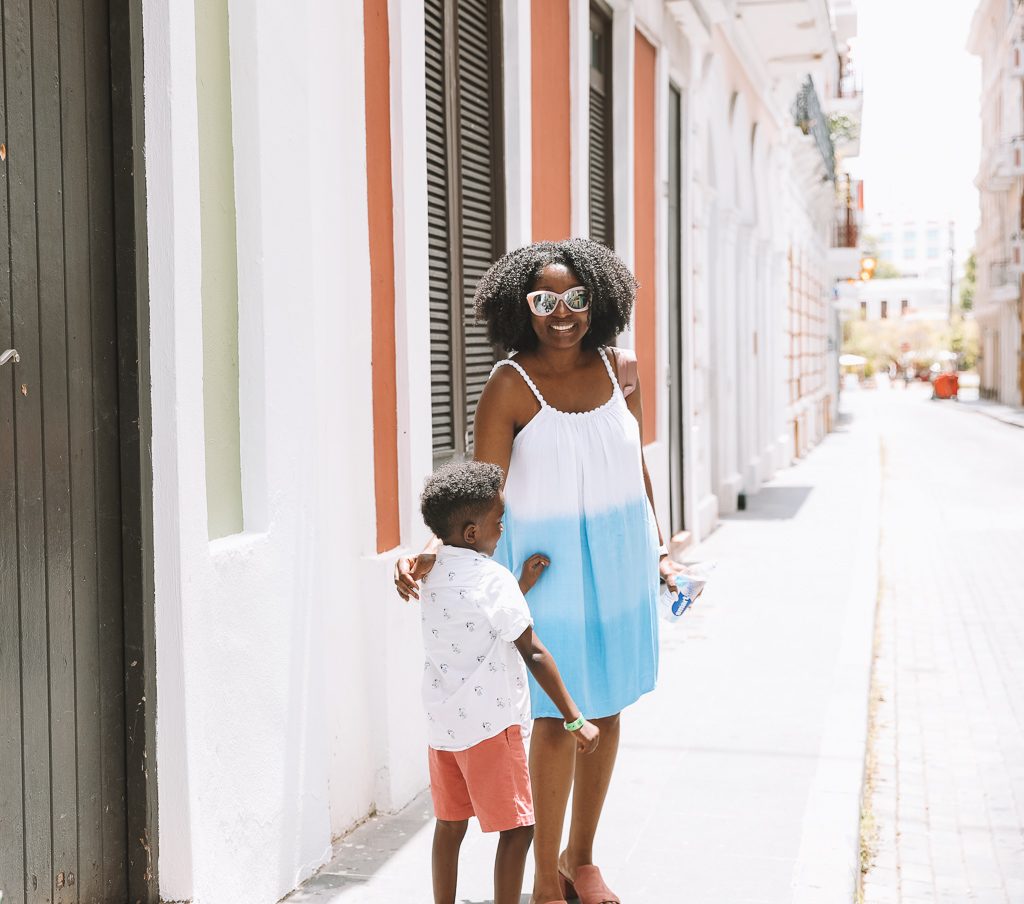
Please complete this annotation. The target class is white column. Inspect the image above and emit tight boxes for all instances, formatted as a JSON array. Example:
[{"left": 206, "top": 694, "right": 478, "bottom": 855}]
[
  {"left": 715, "top": 209, "right": 742, "bottom": 514},
  {"left": 503, "top": 0, "right": 533, "bottom": 250},
  {"left": 569, "top": 0, "right": 591, "bottom": 238}
]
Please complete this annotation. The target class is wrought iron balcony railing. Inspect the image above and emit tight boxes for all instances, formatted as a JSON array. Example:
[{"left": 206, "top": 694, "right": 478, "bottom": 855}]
[
  {"left": 834, "top": 222, "right": 859, "bottom": 248},
  {"left": 989, "top": 259, "right": 1017, "bottom": 289},
  {"left": 792, "top": 76, "right": 836, "bottom": 182}
]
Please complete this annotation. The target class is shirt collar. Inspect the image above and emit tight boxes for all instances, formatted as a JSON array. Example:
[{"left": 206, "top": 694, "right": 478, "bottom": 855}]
[{"left": 438, "top": 544, "right": 491, "bottom": 561}]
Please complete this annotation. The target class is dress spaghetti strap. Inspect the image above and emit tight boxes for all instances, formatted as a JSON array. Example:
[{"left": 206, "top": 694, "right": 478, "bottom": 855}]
[
  {"left": 491, "top": 358, "right": 548, "bottom": 408},
  {"left": 597, "top": 347, "right": 620, "bottom": 393}
]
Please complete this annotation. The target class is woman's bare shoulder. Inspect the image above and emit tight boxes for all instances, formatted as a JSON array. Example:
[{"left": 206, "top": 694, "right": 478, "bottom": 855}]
[{"left": 480, "top": 361, "right": 535, "bottom": 411}]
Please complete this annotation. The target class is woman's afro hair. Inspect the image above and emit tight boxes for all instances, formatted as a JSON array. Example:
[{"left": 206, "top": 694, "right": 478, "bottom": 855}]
[
  {"left": 420, "top": 460, "right": 504, "bottom": 540},
  {"left": 473, "top": 238, "right": 638, "bottom": 353}
]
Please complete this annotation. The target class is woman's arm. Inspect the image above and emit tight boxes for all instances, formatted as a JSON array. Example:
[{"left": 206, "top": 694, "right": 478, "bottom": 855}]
[
  {"left": 613, "top": 349, "right": 689, "bottom": 587},
  {"left": 610, "top": 349, "right": 663, "bottom": 544},
  {"left": 472, "top": 365, "right": 530, "bottom": 476},
  {"left": 393, "top": 536, "right": 441, "bottom": 602},
  {"left": 622, "top": 369, "right": 664, "bottom": 548}
]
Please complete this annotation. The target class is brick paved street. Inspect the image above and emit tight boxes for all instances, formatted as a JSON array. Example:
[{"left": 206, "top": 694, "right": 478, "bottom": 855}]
[{"left": 862, "top": 385, "right": 1024, "bottom": 904}]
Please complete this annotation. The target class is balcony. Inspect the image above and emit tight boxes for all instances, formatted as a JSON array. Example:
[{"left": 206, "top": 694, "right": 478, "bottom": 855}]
[
  {"left": 989, "top": 258, "right": 1021, "bottom": 303},
  {"left": 981, "top": 143, "right": 1015, "bottom": 191},
  {"left": 1011, "top": 135, "right": 1024, "bottom": 176},
  {"left": 792, "top": 77, "right": 836, "bottom": 182},
  {"left": 834, "top": 222, "right": 859, "bottom": 248},
  {"left": 1010, "top": 233, "right": 1024, "bottom": 272},
  {"left": 1012, "top": 34, "right": 1024, "bottom": 78}
]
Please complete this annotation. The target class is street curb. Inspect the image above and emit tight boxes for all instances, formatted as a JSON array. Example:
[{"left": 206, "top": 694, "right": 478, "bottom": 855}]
[
  {"left": 960, "top": 400, "right": 1024, "bottom": 429},
  {"left": 790, "top": 430, "right": 882, "bottom": 903}
]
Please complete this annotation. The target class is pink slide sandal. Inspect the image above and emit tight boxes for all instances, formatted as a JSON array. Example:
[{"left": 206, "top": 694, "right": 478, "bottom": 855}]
[{"left": 558, "top": 864, "right": 621, "bottom": 904}]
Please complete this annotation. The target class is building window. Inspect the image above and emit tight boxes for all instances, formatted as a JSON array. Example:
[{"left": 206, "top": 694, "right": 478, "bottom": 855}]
[
  {"left": 927, "top": 246, "right": 939, "bottom": 259},
  {"left": 589, "top": 4, "right": 614, "bottom": 247},
  {"left": 902, "top": 230, "right": 916, "bottom": 246},
  {"left": 880, "top": 299, "right": 888, "bottom": 319},
  {"left": 425, "top": 0, "right": 505, "bottom": 459},
  {"left": 860, "top": 300, "right": 867, "bottom": 320},
  {"left": 901, "top": 298, "right": 909, "bottom": 316}
]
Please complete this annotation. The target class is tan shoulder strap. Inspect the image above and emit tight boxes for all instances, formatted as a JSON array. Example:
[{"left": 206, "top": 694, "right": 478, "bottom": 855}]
[{"left": 611, "top": 347, "right": 638, "bottom": 398}]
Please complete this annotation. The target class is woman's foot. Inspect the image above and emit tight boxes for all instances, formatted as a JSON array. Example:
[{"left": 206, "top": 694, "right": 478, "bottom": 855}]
[{"left": 557, "top": 851, "right": 620, "bottom": 904}]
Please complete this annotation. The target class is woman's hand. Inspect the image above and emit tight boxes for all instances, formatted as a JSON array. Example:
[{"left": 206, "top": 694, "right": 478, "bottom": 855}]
[
  {"left": 659, "top": 554, "right": 698, "bottom": 593},
  {"left": 393, "top": 554, "right": 436, "bottom": 601},
  {"left": 518, "top": 553, "right": 550, "bottom": 595}
]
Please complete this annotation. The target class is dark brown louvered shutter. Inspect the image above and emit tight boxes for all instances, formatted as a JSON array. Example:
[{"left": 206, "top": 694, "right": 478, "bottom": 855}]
[
  {"left": 425, "top": 0, "right": 505, "bottom": 460},
  {"left": 588, "top": 6, "right": 614, "bottom": 248},
  {"left": 425, "top": 0, "right": 456, "bottom": 455},
  {"left": 457, "top": 0, "right": 504, "bottom": 451}
]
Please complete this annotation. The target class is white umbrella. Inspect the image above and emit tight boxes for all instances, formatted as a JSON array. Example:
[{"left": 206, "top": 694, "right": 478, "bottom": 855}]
[{"left": 839, "top": 353, "right": 867, "bottom": 366}]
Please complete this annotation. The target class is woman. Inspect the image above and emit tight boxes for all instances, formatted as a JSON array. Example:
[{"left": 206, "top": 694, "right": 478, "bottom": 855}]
[{"left": 395, "top": 239, "right": 688, "bottom": 904}]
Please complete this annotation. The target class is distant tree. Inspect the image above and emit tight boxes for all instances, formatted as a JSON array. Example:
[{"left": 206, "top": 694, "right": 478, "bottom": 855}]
[
  {"left": 960, "top": 251, "right": 976, "bottom": 312},
  {"left": 873, "top": 260, "right": 902, "bottom": 279}
]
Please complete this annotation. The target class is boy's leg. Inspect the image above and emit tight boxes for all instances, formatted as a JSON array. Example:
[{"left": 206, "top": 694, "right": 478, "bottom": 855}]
[
  {"left": 432, "top": 818, "right": 469, "bottom": 904},
  {"left": 494, "top": 824, "right": 534, "bottom": 904},
  {"left": 428, "top": 745, "right": 474, "bottom": 904}
]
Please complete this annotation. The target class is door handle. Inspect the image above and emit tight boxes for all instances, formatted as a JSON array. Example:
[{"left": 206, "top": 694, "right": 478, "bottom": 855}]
[{"left": 1, "top": 349, "right": 19, "bottom": 367}]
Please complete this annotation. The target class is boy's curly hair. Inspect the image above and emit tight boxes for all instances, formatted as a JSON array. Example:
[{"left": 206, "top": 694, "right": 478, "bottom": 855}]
[
  {"left": 420, "top": 460, "right": 504, "bottom": 540},
  {"left": 473, "top": 239, "right": 637, "bottom": 353}
]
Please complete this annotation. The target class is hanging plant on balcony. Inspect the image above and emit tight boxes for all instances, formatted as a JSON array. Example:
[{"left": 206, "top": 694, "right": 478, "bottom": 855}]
[{"left": 828, "top": 113, "right": 860, "bottom": 146}]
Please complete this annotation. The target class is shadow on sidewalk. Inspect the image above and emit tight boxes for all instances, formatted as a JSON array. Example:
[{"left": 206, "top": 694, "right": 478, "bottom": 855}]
[
  {"left": 728, "top": 485, "right": 814, "bottom": 521},
  {"left": 282, "top": 793, "right": 434, "bottom": 902}
]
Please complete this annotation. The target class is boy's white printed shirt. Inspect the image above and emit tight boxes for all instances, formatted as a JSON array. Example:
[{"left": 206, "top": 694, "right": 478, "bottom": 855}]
[{"left": 421, "top": 545, "right": 532, "bottom": 751}]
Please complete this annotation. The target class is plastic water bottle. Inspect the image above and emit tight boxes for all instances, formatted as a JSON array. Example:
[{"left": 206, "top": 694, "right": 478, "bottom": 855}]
[{"left": 658, "top": 572, "right": 707, "bottom": 623}]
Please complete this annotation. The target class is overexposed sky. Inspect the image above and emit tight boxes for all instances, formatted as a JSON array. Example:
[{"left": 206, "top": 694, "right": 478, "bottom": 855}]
[{"left": 848, "top": 0, "right": 981, "bottom": 263}]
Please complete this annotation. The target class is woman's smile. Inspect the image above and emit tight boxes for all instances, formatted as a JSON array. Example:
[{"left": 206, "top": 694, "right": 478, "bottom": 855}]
[{"left": 549, "top": 320, "right": 577, "bottom": 333}]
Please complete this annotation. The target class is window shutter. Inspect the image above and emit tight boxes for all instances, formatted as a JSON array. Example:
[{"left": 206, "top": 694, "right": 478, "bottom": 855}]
[
  {"left": 425, "top": 0, "right": 505, "bottom": 459},
  {"left": 425, "top": 0, "right": 456, "bottom": 455},
  {"left": 457, "top": 0, "right": 504, "bottom": 451},
  {"left": 588, "top": 7, "right": 614, "bottom": 248}
]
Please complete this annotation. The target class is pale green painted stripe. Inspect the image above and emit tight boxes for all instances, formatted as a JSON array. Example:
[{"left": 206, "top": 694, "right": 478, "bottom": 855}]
[{"left": 196, "top": 0, "right": 243, "bottom": 538}]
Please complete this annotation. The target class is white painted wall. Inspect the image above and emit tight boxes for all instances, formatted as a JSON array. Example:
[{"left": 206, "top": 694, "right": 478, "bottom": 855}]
[{"left": 145, "top": 1, "right": 400, "bottom": 900}]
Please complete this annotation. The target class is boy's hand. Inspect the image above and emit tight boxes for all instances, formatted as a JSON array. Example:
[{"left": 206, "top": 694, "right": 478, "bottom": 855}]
[
  {"left": 573, "top": 720, "right": 600, "bottom": 755},
  {"left": 518, "top": 553, "right": 550, "bottom": 594}
]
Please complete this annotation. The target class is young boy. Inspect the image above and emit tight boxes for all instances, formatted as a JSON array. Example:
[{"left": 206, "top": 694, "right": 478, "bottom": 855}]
[{"left": 417, "top": 461, "right": 599, "bottom": 904}]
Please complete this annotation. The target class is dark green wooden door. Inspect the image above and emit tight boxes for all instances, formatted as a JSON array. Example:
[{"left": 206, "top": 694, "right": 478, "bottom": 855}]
[{"left": 0, "top": 1, "right": 130, "bottom": 901}]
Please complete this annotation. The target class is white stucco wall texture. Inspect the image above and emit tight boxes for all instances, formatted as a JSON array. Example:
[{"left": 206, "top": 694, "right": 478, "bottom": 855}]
[{"left": 144, "top": 2, "right": 429, "bottom": 901}]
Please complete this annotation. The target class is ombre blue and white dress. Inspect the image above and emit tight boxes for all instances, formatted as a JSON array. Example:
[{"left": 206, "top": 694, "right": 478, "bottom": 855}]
[{"left": 492, "top": 347, "right": 660, "bottom": 720}]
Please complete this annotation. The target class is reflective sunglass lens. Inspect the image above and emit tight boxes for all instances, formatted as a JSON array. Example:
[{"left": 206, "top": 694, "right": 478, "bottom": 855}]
[
  {"left": 565, "top": 290, "right": 588, "bottom": 310},
  {"left": 534, "top": 293, "right": 557, "bottom": 314}
]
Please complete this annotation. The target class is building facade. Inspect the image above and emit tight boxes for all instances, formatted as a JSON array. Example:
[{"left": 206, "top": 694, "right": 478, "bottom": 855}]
[
  {"left": 868, "top": 217, "right": 956, "bottom": 282},
  {"left": 969, "top": 0, "right": 1024, "bottom": 405},
  {"left": 0, "top": 1, "right": 859, "bottom": 902}
]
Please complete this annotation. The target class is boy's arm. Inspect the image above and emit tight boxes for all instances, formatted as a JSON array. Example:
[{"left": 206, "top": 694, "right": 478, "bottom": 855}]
[{"left": 512, "top": 627, "right": 599, "bottom": 753}]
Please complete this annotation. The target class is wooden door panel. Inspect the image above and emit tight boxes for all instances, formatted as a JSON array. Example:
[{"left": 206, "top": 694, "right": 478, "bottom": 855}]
[{"left": 0, "top": 1, "right": 128, "bottom": 901}]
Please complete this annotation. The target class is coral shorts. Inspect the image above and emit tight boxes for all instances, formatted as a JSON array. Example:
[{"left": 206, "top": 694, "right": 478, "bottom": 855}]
[{"left": 427, "top": 724, "right": 535, "bottom": 833}]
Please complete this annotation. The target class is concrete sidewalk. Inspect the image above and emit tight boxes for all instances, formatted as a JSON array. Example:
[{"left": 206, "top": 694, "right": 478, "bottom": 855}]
[
  {"left": 285, "top": 395, "right": 882, "bottom": 904},
  {"left": 960, "top": 397, "right": 1024, "bottom": 429}
]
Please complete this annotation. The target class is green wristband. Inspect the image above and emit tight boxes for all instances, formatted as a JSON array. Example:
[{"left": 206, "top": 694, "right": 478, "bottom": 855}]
[{"left": 563, "top": 716, "right": 585, "bottom": 732}]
